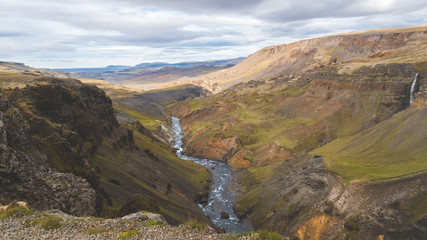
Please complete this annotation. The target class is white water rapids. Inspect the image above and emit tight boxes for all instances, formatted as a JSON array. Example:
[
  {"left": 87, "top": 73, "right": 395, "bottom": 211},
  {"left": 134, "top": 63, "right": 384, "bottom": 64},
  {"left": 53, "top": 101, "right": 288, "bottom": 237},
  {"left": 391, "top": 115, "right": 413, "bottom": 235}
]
[{"left": 171, "top": 117, "right": 253, "bottom": 233}]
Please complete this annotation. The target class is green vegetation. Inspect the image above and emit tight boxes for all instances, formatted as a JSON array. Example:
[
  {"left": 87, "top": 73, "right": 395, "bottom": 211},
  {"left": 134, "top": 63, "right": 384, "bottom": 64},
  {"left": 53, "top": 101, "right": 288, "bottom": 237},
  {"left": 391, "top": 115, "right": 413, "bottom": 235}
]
[
  {"left": 113, "top": 104, "right": 163, "bottom": 130},
  {"left": 91, "top": 122, "right": 209, "bottom": 221},
  {"left": 118, "top": 229, "right": 139, "bottom": 239},
  {"left": 143, "top": 84, "right": 193, "bottom": 94},
  {"left": 313, "top": 107, "right": 427, "bottom": 182},
  {"left": 256, "top": 230, "right": 284, "bottom": 240},
  {"left": 237, "top": 164, "right": 276, "bottom": 209},
  {"left": 188, "top": 95, "right": 220, "bottom": 111},
  {"left": 185, "top": 218, "right": 211, "bottom": 233},
  {"left": 401, "top": 179, "right": 427, "bottom": 223},
  {"left": 0, "top": 206, "right": 33, "bottom": 219},
  {"left": 32, "top": 215, "right": 62, "bottom": 230},
  {"left": 142, "top": 219, "right": 167, "bottom": 227},
  {"left": 225, "top": 230, "right": 283, "bottom": 240},
  {"left": 182, "top": 84, "right": 325, "bottom": 157},
  {"left": 286, "top": 204, "right": 296, "bottom": 217}
]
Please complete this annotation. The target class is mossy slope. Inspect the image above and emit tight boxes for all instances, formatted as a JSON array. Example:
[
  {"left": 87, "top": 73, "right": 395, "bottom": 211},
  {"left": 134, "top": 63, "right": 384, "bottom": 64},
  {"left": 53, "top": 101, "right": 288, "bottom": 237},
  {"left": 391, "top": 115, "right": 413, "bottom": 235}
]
[{"left": 314, "top": 103, "right": 427, "bottom": 182}]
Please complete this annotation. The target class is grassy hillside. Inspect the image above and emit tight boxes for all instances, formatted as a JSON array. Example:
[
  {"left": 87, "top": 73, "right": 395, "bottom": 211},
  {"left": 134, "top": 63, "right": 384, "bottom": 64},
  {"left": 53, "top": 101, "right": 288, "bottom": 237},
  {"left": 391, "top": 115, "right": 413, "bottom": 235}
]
[
  {"left": 0, "top": 67, "right": 211, "bottom": 224},
  {"left": 169, "top": 26, "right": 427, "bottom": 237},
  {"left": 78, "top": 79, "right": 213, "bottom": 222},
  {"left": 313, "top": 102, "right": 427, "bottom": 182}
]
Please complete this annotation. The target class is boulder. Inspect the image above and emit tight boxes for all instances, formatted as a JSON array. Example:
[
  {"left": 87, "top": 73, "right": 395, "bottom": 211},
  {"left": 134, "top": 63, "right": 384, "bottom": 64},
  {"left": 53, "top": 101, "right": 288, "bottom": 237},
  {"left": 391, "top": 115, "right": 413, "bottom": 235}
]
[{"left": 221, "top": 211, "right": 230, "bottom": 219}]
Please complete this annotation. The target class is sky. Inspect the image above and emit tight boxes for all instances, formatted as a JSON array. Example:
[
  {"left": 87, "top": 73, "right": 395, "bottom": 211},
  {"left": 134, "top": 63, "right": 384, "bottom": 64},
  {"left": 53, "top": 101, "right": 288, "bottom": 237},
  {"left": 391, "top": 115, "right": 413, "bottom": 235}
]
[{"left": 0, "top": 0, "right": 426, "bottom": 68}]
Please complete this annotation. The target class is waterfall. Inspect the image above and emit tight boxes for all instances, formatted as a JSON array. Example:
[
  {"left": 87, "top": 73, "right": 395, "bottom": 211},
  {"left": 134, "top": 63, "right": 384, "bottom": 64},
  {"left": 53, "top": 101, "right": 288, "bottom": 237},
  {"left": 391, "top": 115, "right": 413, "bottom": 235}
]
[{"left": 410, "top": 73, "right": 418, "bottom": 104}]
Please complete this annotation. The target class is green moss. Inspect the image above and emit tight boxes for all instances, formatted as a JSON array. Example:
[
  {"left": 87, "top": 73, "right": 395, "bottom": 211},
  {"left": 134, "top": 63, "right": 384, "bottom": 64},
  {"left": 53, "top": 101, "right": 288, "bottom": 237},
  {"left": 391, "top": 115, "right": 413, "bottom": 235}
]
[
  {"left": 32, "top": 215, "right": 62, "bottom": 230},
  {"left": 188, "top": 96, "right": 218, "bottom": 111},
  {"left": 85, "top": 228, "right": 109, "bottom": 235},
  {"left": 113, "top": 104, "right": 163, "bottom": 130},
  {"left": 143, "top": 84, "right": 193, "bottom": 93},
  {"left": 0, "top": 206, "right": 33, "bottom": 219},
  {"left": 185, "top": 218, "right": 210, "bottom": 233},
  {"left": 142, "top": 219, "right": 167, "bottom": 227},
  {"left": 282, "top": 81, "right": 310, "bottom": 97},
  {"left": 92, "top": 123, "right": 209, "bottom": 222},
  {"left": 313, "top": 106, "right": 427, "bottom": 182},
  {"left": 236, "top": 163, "right": 282, "bottom": 217},
  {"left": 286, "top": 204, "right": 296, "bottom": 217},
  {"left": 256, "top": 229, "right": 284, "bottom": 240},
  {"left": 401, "top": 190, "right": 427, "bottom": 223},
  {"left": 118, "top": 229, "right": 138, "bottom": 239}
]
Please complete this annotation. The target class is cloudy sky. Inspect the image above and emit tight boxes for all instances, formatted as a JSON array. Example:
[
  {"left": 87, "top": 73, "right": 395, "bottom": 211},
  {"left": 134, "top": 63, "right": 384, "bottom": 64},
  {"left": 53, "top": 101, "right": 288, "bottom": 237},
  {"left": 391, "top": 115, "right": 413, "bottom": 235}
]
[{"left": 1, "top": 0, "right": 426, "bottom": 68}]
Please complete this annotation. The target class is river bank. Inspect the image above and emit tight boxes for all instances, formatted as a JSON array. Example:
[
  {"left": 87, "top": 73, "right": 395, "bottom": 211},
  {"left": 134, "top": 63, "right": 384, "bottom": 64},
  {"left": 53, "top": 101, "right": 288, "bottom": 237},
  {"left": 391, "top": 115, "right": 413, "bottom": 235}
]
[{"left": 171, "top": 117, "right": 253, "bottom": 234}]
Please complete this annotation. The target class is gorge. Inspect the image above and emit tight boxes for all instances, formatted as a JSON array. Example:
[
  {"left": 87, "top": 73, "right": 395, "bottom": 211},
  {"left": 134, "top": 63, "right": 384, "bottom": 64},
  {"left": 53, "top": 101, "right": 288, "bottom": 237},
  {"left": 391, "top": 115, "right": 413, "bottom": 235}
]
[
  {"left": 1, "top": 25, "right": 427, "bottom": 240},
  {"left": 171, "top": 117, "right": 252, "bottom": 233}
]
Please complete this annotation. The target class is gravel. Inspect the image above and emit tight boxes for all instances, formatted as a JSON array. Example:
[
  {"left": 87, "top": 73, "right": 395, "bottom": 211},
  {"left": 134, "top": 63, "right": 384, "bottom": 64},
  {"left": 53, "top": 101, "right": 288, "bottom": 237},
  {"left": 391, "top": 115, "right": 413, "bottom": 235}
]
[{"left": 0, "top": 212, "right": 257, "bottom": 240}]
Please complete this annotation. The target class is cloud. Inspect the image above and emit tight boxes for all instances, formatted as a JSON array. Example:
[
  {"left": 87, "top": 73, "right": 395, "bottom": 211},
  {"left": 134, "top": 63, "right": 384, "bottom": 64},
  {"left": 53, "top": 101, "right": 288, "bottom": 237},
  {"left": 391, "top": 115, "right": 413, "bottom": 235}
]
[{"left": 0, "top": 0, "right": 426, "bottom": 68}]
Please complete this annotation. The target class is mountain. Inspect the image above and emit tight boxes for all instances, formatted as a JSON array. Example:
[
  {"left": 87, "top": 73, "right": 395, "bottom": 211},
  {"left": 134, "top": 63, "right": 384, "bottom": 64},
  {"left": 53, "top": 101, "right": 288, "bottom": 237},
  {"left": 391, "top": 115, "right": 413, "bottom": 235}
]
[
  {"left": 56, "top": 58, "right": 244, "bottom": 91},
  {"left": 0, "top": 61, "right": 73, "bottom": 79},
  {"left": 134, "top": 58, "right": 244, "bottom": 69},
  {"left": 0, "top": 64, "right": 211, "bottom": 225},
  {"left": 2, "top": 25, "right": 427, "bottom": 239},
  {"left": 173, "top": 25, "right": 427, "bottom": 93},
  {"left": 166, "top": 25, "right": 427, "bottom": 239}
]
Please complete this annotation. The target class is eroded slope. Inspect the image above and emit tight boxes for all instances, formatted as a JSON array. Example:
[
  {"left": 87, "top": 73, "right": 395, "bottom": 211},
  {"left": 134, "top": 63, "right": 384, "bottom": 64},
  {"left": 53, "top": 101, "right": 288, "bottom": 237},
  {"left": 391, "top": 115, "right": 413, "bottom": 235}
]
[{"left": 168, "top": 26, "right": 427, "bottom": 239}]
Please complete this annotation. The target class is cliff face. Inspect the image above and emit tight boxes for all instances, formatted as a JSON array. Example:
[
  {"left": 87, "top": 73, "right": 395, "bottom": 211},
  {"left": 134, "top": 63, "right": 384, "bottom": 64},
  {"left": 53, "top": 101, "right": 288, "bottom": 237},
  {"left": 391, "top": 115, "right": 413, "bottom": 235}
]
[
  {"left": 174, "top": 26, "right": 427, "bottom": 93},
  {"left": 169, "top": 26, "right": 427, "bottom": 239},
  {"left": 1, "top": 78, "right": 120, "bottom": 215},
  {"left": 7, "top": 78, "right": 118, "bottom": 173},
  {"left": 0, "top": 71, "right": 210, "bottom": 224},
  {"left": 0, "top": 93, "right": 96, "bottom": 216}
]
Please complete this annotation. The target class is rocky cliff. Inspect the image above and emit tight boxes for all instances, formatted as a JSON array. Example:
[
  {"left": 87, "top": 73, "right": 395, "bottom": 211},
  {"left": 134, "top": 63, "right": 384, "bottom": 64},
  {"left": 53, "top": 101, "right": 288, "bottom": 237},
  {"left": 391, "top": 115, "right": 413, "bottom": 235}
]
[
  {"left": 0, "top": 68, "right": 211, "bottom": 224},
  {"left": 168, "top": 26, "right": 427, "bottom": 239},
  {"left": 0, "top": 93, "right": 96, "bottom": 216}
]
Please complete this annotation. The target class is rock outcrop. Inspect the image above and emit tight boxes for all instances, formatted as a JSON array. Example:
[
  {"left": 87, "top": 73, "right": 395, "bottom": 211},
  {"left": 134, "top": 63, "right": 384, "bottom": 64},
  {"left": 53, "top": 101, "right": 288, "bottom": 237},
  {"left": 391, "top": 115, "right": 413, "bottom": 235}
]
[{"left": 0, "top": 93, "right": 96, "bottom": 216}]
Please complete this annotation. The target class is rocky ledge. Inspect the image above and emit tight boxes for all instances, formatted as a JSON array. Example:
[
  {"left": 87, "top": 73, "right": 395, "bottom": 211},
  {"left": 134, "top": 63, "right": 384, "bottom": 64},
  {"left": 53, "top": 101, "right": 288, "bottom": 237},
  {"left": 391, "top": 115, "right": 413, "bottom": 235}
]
[{"left": 0, "top": 206, "right": 262, "bottom": 240}]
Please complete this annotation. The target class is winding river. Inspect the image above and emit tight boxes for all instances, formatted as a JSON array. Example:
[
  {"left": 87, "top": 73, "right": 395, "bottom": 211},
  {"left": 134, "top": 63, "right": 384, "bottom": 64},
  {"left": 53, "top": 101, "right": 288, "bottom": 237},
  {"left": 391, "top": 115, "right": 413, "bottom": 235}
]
[{"left": 171, "top": 117, "right": 253, "bottom": 233}]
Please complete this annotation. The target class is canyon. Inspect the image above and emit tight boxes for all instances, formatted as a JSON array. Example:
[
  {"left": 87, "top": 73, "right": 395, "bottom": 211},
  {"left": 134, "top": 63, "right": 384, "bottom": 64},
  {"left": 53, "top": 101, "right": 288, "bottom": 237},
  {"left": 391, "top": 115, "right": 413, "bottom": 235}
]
[
  {"left": 1, "top": 25, "right": 427, "bottom": 240},
  {"left": 167, "top": 25, "right": 427, "bottom": 239}
]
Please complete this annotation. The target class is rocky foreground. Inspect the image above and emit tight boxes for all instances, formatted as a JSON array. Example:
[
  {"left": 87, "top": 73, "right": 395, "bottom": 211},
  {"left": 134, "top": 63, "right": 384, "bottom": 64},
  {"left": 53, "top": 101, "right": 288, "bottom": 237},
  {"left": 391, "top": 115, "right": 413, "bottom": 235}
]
[{"left": 0, "top": 206, "right": 265, "bottom": 240}]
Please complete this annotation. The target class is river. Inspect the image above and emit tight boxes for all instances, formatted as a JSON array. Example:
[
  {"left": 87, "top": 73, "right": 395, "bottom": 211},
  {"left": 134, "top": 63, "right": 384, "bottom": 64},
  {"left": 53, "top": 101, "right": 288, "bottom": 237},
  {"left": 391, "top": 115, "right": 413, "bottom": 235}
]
[{"left": 171, "top": 117, "right": 253, "bottom": 233}]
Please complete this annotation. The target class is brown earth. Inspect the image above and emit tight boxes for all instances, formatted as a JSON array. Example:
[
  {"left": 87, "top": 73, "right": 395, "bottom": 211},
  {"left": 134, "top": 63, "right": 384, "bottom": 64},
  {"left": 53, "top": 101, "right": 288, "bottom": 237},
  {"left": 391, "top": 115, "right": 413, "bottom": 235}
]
[{"left": 168, "top": 26, "right": 427, "bottom": 239}]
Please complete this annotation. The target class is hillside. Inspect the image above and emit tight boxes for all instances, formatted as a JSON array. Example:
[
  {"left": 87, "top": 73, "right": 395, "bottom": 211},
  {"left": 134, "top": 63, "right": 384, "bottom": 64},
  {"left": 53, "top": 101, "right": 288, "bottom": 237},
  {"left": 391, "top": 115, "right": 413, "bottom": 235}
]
[
  {"left": 175, "top": 25, "right": 427, "bottom": 93},
  {"left": 0, "top": 65, "right": 211, "bottom": 225},
  {"left": 2, "top": 25, "right": 427, "bottom": 240},
  {"left": 167, "top": 25, "right": 427, "bottom": 239}
]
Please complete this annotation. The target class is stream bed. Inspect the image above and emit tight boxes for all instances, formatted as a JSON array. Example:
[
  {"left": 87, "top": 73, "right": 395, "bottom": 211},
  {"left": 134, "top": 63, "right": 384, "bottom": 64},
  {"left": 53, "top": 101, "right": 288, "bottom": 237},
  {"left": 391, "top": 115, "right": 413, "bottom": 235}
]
[{"left": 171, "top": 117, "right": 253, "bottom": 233}]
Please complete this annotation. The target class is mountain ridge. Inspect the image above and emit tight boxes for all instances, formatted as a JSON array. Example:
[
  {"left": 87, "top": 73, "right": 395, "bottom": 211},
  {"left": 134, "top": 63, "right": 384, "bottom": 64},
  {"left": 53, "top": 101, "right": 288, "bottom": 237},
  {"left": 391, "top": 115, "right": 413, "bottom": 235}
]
[
  {"left": 166, "top": 25, "right": 427, "bottom": 239},
  {"left": 171, "top": 25, "right": 427, "bottom": 93}
]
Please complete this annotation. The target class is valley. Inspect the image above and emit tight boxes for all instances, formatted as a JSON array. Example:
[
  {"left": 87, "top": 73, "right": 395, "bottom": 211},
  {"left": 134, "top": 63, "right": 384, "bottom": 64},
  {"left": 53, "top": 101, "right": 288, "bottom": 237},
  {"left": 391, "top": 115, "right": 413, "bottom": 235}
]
[
  {"left": 1, "top": 25, "right": 427, "bottom": 240},
  {"left": 57, "top": 58, "right": 244, "bottom": 91},
  {"left": 166, "top": 25, "right": 427, "bottom": 239}
]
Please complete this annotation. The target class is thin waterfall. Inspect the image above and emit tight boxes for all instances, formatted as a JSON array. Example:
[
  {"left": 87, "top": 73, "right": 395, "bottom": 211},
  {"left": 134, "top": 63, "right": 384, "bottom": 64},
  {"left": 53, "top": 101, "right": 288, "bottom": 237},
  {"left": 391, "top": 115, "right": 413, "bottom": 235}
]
[{"left": 410, "top": 73, "right": 418, "bottom": 104}]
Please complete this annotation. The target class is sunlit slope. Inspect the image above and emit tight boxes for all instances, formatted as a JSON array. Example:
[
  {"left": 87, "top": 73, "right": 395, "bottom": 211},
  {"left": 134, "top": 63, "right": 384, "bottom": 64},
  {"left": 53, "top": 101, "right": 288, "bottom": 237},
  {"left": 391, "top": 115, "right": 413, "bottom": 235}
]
[
  {"left": 175, "top": 25, "right": 427, "bottom": 93},
  {"left": 314, "top": 101, "right": 427, "bottom": 182}
]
